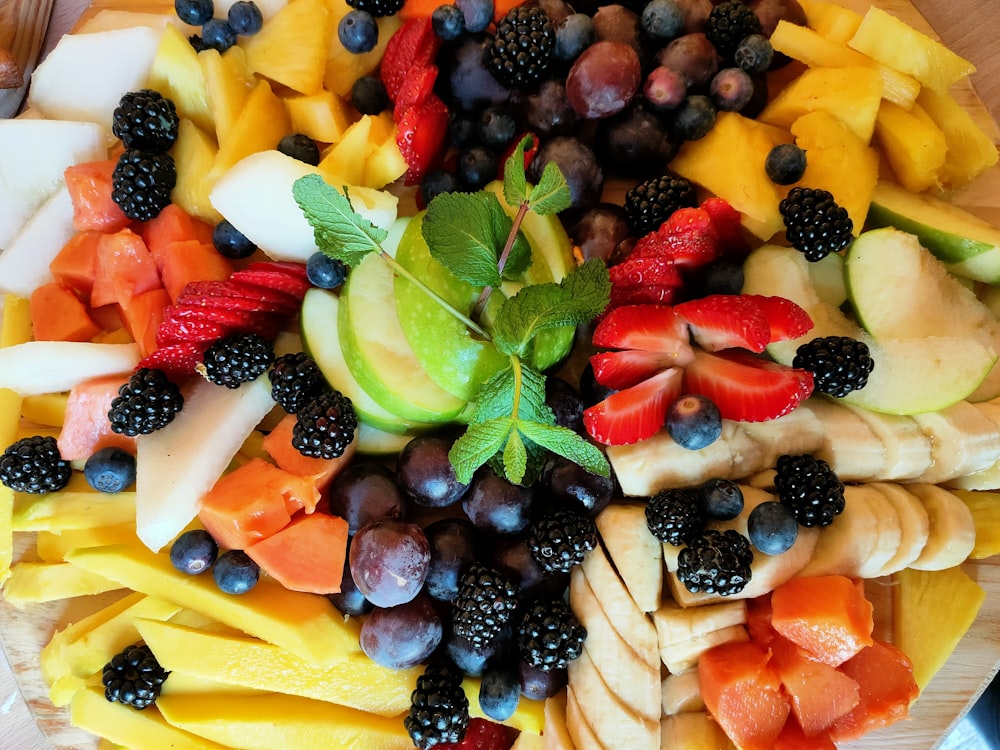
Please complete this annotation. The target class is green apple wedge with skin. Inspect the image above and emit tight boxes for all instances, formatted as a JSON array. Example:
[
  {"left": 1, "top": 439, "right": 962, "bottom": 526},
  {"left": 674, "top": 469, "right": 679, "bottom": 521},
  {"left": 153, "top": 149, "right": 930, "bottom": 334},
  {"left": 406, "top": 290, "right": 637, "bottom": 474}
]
[
  {"left": 844, "top": 227, "right": 1000, "bottom": 401},
  {"left": 742, "top": 243, "right": 996, "bottom": 414}
]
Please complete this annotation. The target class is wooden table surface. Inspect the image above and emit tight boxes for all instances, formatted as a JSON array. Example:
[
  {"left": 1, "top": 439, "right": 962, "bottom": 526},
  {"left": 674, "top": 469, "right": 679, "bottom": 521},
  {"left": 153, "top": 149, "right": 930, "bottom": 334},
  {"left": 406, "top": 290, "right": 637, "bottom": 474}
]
[{"left": 3, "top": 1, "right": 1000, "bottom": 748}]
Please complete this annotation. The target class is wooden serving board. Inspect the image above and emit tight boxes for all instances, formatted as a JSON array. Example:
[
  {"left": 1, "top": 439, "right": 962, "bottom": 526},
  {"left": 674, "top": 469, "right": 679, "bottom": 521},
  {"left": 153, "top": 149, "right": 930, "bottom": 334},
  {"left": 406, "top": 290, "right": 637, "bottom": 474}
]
[
  {"left": 0, "top": 0, "right": 57, "bottom": 117},
  {"left": 3, "top": 1, "right": 1000, "bottom": 749}
]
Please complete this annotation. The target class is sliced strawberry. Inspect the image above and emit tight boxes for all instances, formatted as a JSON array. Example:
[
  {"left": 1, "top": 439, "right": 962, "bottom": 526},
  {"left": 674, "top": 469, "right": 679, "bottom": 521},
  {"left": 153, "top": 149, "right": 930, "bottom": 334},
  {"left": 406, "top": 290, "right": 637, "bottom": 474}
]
[
  {"left": 592, "top": 303, "right": 691, "bottom": 353},
  {"left": 589, "top": 349, "right": 681, "bottom": 391},
  {"left": 179, "top": 280, "right": 299, "bottom": 314},
  {"left": 746, "top": 294, "right": 814, "bottom": 342},
  {"left": 608, "top": 256, "right": 683, "bottom": 309},
  {"left": 393, "top": 65, "right": 439, "bottom": 121},
  {"left": 137, "top": 341, "right": 207, "bottom": 380},
  {"left": 700, "top": 196, "right": 751, "bottom": 256},
  {"left": 246, "top": 260, "right": 309, "bottom": 282},
  {"left": 230, "top": 268, "right": 312, "bottom": 300},
  {"left": 630, "top": 207, "right": 720, "bottom": 269},
  {"left": 682, "top": 349, "right": 814, "bottom": 423},
  {"left": 674, "top": 294, "right": 773, "bottom": 353},
  {"left": 156, "top": 317, "right": 229, "bottom": 347},
  {"left": 436, "top": 718, "right": 511, "bottom": 750},
  {"left": 583, "top": 366, "right": 684, "bottom": 445},
  {"left": 381, "top": 17, "right": 441, "bottom": 103},
  {"left": 163, "top": 304, "right": 282, "bottom": 338},
  {"left": 397, "top": 94, "right": 450, "bottom": 185},
  {"left": 177, "top": 287, "right": 295, "bottom": 315}
]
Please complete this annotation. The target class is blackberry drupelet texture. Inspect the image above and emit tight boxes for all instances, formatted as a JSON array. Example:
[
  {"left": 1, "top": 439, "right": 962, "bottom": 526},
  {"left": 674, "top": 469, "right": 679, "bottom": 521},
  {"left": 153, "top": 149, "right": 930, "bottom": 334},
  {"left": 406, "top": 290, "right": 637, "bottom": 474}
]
[
  {"left": 774, "top": 453, "right": 846, "bottom": 527},
  {"left": 107, "top": 368, "right": 184, "bottom": 436},
  {"left": 486, "top": 6, "right": 556, "bottom": 90},
  {"left": 793, "top": 335, "right": 875, "bottom": 397},
  {"left": 677, "top": 528, "right": 754, "bottom": 595}
]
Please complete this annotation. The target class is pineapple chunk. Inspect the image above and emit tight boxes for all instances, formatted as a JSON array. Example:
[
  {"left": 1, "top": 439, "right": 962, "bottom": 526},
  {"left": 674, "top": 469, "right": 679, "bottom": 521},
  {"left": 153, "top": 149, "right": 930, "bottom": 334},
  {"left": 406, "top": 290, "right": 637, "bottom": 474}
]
[
  {"left": 207, "top": 78, "right": 292, "bottom": 184},
  {"left": 759, "top": 65, "right": 883, "bottom": 144},
  {"left": 172, "top": 118, "right": 223, "bottom": 223},
  {"left": 2, "top": 561, "right": 122, "bottom": 608},
  {"left": 324, "top": 0, "right": 402, "bottom": 97},
  {"left": 285, "top": 89, "right": 354, "bottom": 143},
  {"left": 20, "top": 393, "right": 68, "bottom": 426},
  {"left": 364, "top": 137, "right": 408, "bottom": 189},
  {"left": 893, "top": 566, "right": 985, "bottom": 691},
  {"left": 916, "top": 87, "right": 999, "bottom": 188},
  {"left": 874, "top": 100, "right": 947, "bottom": 193},
  {"left": 949, "top": 489, "right": 1000, "bottom": 559},
  {"left": 243, "top": 0, "right": 333, "bottom": 95},
  {"left": 0, "top": 294, "right": 31, "bottom": 586},
  {"left": 319, "top": 114, "right": 374, "bottom": 185},
  {"left": 791, "top": 109, "right": 878, "bottom": 233},
  {"left": 848, "top": 6, "right": 975, "bottom": 93},
  {"left": 147, "top": 24, "right": 214, "bottom": 135},
  {"left": 199, "top": 45, "right": 254, "bottom": 145},
  {"left": 798, "top": 0, "right": 861, "bottom": 43}
]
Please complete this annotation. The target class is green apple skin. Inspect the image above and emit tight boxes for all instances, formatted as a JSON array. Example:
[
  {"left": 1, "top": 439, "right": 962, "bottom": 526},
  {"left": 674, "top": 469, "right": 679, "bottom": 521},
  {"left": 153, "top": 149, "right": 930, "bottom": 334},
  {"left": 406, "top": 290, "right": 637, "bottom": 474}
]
[
  {"left": 867, "top": 180, "right": 1000, "bottom": 282},
  {"left": 742, "top": 243, "right": 996, "bottom": 414}
]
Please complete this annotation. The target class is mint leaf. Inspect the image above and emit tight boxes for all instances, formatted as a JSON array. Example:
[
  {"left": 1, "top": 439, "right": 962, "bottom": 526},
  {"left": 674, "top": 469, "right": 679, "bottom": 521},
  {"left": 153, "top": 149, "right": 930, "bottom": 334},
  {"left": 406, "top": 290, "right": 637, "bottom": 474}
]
[
  {"left": 493, "top": 259, "right": 611, "bottom": 356},
  {"left": 503, "top": 135, "right": 532, "bottom": 209},
  {"left": 517, "top": 420, "right": 610, "bottom": 477},
  {"left": 293, "top": 175, "right": 388, "bottom": 266},
  {"left": 422, "top": 192, "right": 507, "bottom": 287},
  {"left": 502, "top": 429, "right": 528, "bottom": 484},
  {"left": 528, "top": 161, "right": 572, "bottom": 216},
  {"left": 450, "top": 417, "right": 515, "bottom": 484}
]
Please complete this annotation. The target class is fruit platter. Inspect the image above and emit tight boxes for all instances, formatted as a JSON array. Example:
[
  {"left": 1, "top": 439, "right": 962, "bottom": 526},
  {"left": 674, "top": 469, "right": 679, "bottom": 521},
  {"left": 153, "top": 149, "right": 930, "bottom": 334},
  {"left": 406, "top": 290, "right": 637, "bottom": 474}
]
[{"left": 3, "top": 0, "right": 1000, "bottom": 748}]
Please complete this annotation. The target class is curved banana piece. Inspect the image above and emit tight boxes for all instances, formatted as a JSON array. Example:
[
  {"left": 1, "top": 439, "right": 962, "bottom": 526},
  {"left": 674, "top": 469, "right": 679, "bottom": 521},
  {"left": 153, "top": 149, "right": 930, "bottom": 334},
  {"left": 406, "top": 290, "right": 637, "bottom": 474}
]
[
  {"left": 906, "top": 483, "right": 976, "bottom": 571},
  {"left": 855, "top": 484, "right": 903, "bottom": 579},
  {"left": 807, "top": 398, "right": 886, "bottom": 481},
  {"left": 566, "top": 685, "right": 604, "bottom": 750},
  {"left": 798, "top": 485, "right": 881, "bottom": 578},
  {"left": 842, "top": 405, "right": 933, "bottom": 480},
  {"left": 869, "top": 481, "right": 931, "bottom": 576},
  {"left": 595, "top": 504, "right": 662, "bottom": 613},
  {"left": 912, "top": 401, "right": 1000, "bottom": 483}
]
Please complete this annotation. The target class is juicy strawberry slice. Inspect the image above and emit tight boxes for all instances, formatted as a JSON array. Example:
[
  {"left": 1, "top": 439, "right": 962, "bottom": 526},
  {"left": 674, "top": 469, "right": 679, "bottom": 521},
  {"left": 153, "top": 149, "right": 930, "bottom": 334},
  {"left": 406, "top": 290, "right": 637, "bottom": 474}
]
[
  {"left": 592, "top": 303, "right": 691, "bottom": 353},
  {"left": 682, "top": 349, "right": 814, "bottom": 423},
  {"left": 436, "top": 718, "right": 511, "bottom": 750},
  {"left": 156, "top": 317, "right": 229, "bottom": 347},
  {"left": 745, "top": 294, "right": 814, "bottom": 342},
  {"left": 629, "top": 207, "right": 720, "bottom": 269},
  {"left": 246, "top": 260, "right": 309, "bottom": 282},
  {"left": 393, "top": 65, "right": 439, "bottom": 121},
  {"left": 177, "top": 288, "right": 295, "bottom": 315},
  {"left": 674, "top": 294, "right": 773, "bottom": 353},
  {"left": 584, "top": 366, "right": 684, "bottom": 445},
  {"left": 700, "top": 196, "right": 751, "bottom": 256},
  {"left": 230, "top": 268, "right": 312, "bottom": 300},
  {"left": 381, "top": 17, "right": 441, "bottom": 103},
  {"left": 590, "top": 349, "right": 682, "bottom": 391},
  {"left": 180, "top": 280, "right": 299, "bottom": 314},
  {"left": 163, "top": 304, "right": 282, "bottom": 338},
  {"left": 137, "top": 341, "right": 207, "bottom": 380},
  {"left": 397, "top": 94, "right": 450, "bottom": 185},
  {"left": 608, "top": 256, "right": 683, "bottom": 309}
]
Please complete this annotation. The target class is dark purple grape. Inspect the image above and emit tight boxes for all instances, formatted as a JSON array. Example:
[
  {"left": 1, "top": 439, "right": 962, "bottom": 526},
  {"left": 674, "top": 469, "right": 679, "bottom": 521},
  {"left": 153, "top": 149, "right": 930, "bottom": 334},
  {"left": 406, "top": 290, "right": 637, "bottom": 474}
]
[
  {"left": 666, "top": 393, "right": 722, "bottom": 449},
  {"left": 740, "top": 73, "right": 770, "bottom": 119},
  {"left": 747, "top": 0, "right": 807, "bottom": 38},
  {"left": 591, "top": 5, "right": 648, "bottom": 63},
  {"left": 656, "top": 33, "right": 719, "bottom": 89},
  {"left": 516, "top": 80, "right": 580, "bottom": 138},
  {"left": 360, "top": 594, "right": 443, "bottom": 669},
  {"left": 477, "top": 106, "right": 518, "bottom": 150},
  {"left": 326, "top": 462, "right": 405, "bottom": 536},
  {"left": 570, "top": 204, "right": 632, "bottom": 265},
  {"left": 709, "top": 67, "right": 754, "bottom": 112},
  {"left": 528, "top": 136, "right": 603, "bottom": 211},
  {"left": 328, "top": 539, "right": 373, "bottom": 616},
  {"left": 443, "top": 36, "right": 512, "bottom": 112},
  {"left": 463, "top": 467, "right": 536, "bottom": 536},
  {"left": 643, "top": 66, "right": 687, "bottom": 111},
  {"left": 424, "top": 517, "right": 478, "bottom": 602},
  {"left": 455, "top": 0, "right": 495, "bottom": 33},
  {"left": 396, "top": 434, "right": 470, "bottom": 508},
  {"left": 519, "top": 660, "right": 567, "bottom": 700},
  {"left": 541, "top": 454, "right": 616, "bottom": 517},
  {"left": 596, "top": 101, "right": 677, "bottom": 178},
  {"left": 532, "top": 0, "right": 575, "bottom": 24},
  {"left": 350, "top": 519, "right": 430, "bottom": 607},
  {"left": 490, "top": 536, "right": 569, "bottom": 600},
  {"left": 565, "top": 41, "right": 641, "bottom": 120},
  {"left": 672, "top": 94, "right": 716, "bottom": 141},
  {"left": 545, "top": 376, "right": 585, "bottom": 433},
  {"left": 676, "top": 0, "right": 712, "bottom": 33}
]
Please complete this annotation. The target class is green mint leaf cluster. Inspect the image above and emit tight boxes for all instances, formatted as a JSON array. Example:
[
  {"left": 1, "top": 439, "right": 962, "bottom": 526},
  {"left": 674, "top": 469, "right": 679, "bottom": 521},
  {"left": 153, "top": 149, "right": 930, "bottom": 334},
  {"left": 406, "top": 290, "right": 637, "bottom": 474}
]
[
  {"left": 502, "top": 135, "right": 571, "bottom": 216},
  {"left": 292, "top": 175, "right": 387, "bottom": 266}
]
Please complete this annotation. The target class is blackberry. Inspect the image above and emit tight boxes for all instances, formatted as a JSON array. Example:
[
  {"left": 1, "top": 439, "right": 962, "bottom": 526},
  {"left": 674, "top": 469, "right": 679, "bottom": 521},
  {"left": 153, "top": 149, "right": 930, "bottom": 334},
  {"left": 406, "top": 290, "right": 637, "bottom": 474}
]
[
  {"left": 101, "top": 643, "right": 169, "bottom": 709},
  {"left": 268, "top": 352, "right": 329, "bottom": 413},
  {"left": 774, "top": 453, "right": 845, "bottom": 527},
  {"left": 527, "top": 509, "right": 597, "bottom": 573},
  {"left": 292, "top": 389, "right": 358, "bottom": 459},
  {"left": 645, "top": 488, "right": 706, "bottom": 546},
  {"left": 793, "top": 335, "right": 875, "bottom": 397},
  {"left": 705, "top": 1, "right": 762, "bottom": 58},
  {"left": 779, "top": 187, "right": 854, "bottom": 261},
  {"left": 111, "top": 149, "right": 176, "bottom": 221},
  {"left": 108, "top": 368, "right": 184, "bottom": 437},
  {"left": 517, "top": 597, "right": 586, "bottom": 671},
  {"left": 452, "top": 563, "right": 519, "bottom": 647},
  {"left": 624, "top": 172, "right": 697, "bottom": 235},
  {"left": 202, "top": 332, "right": 275, "bottom": 389},
  {"left": 0, "top": 436, "right": 71, "bottom": 494},
  {"left": 486, "top": 6, "right": 555, "bottom": 90},
  {"left": 405, "top": 663, "right": 470, "bottom": 749},
  {"left": 676, "top": 528, "right": 753, "bottom": 596},
  {"left": 346, "top": 0, "right": 404, "bottom": 16},
  {"left": 112, "top": 89, "right": 180, "bottom": 152}
]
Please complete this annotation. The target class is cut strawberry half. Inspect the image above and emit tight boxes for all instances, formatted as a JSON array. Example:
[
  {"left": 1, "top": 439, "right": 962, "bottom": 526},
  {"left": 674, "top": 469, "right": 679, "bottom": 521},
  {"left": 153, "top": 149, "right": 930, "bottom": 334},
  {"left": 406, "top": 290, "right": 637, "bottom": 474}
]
[
  {"left": 231, "top": 268, "right": 312, "bottom": 300},
  {"left": 381, "top": 17, "right": 441, "bottom": 103},
  {"left": 682, "top": 349, "right": 814, "bottom": 423},
  {"left": 393, "top": 65, "right": 439, "bottom": 122},
  {"left": 630, "top": 206, "right": 721, "bottom": 269},
  {"left": 397, "top": 94, "right": 450, "bottom": 185},
  {"left": 746, "top": 294, "right": 814, "bottom": 342},
  {"left": 246, "top": 260, "right": 309, "bottom": 282},
  {"left": 674, "top": 294, "right": 773, "bottom": 353},
  {"left": 608, "top": 256, "right": 683, "bottom": 309},
  {"left": 137, "top": 341, "right": 208, "bottom": 380},
  {"left": 590, "top": 349, "right": 682, "bottom": 391},
  {"left": 592, "top": 303, "right": 691, "bottom": 353},
  {"left": 180, "top": 280, "right": 299, "bottom": 314},
  {"left": 436, "top": 718, "right": 511, "bottom": 750},
  {"left": 700, "top": 196, "right": 751, "bottom": 256},
  {"left": 583, "top": 366, "right": 683, "bottom": 445},
  {"left": 156, "top": 317, "right": 229, "bottom": 347}
]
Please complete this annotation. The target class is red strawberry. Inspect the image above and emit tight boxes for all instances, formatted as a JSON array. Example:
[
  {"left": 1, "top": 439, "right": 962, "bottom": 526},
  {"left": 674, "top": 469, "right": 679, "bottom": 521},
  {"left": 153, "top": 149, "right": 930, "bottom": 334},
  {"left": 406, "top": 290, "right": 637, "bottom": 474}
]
[
  {"left": 436, "top": 718, "right": 512, "bottom": 750},
  {"left": 156, "top": 317, "right": 229, "bottom": 346},
  {"left": 745, "top": 294, "right": 814, "bottom": 342},
  {"left": 673, "top": 294, "right": 773, "bottom": 353},
  {"left": 393, "top": 65, "right": 439, "bottom": 121},
  {"left": 700, "top": 196, "right": 750, "bottom": 256},
  {"left": 246, "top": 260, "right": 309, "bottom": 282},
  {"left": 681, "top": 349, "right": 814, "bottom": 423},
  {"left": 590, "top": 349, "right": 682, "bottom": 390},
  {"left": 608, "top": 256, "right": 683, "bottom": 309},
  {"left": 583, "top": 366, "right": 684, "bottom": 445},
  {"left": 381, "top": 17, "right": 441, "bottom": 103},
  {"left": 629, "top": 207, "right": 720, "bottom": 269},
  {"left": 397, "top": 94, "right": 450, "bottom": 185},
  {"left": 230, "top": 268, "right": 312, "bottom": 300},
  {"left": 163, "top": 304, "right": 282, "bottom": 339},
  {"left": 180, "top": 280, "right": 299, "bottom": 314},
  {"left": 592, "top": 303, "right": 691, "bottom": 353},
  {"left": 137, "top": 341, "right": 207, "bottom": 380}
]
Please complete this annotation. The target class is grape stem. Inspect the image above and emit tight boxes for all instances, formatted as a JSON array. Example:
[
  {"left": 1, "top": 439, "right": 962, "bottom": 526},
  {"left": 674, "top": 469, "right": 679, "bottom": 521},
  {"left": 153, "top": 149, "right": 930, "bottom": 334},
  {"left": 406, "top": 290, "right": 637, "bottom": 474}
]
[{"left": 471, "top": 200, "right": 531, "bottom": 321}]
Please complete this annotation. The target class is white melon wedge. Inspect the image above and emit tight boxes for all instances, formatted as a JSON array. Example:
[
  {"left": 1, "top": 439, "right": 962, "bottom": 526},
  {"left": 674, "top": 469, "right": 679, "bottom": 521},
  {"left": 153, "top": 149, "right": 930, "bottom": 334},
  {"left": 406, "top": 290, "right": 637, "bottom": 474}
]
[
  {"left": 906, "top": 484, "right": 977, "bottom": 571},
  {"left": 135, "top": 376, "right": 276, "bottom": 552},
  {"left": 0, "top": 342, "right": 139, "bottom": 395},
  {"left": 0, "top": 184, "right": 75, "bottom": 297}
]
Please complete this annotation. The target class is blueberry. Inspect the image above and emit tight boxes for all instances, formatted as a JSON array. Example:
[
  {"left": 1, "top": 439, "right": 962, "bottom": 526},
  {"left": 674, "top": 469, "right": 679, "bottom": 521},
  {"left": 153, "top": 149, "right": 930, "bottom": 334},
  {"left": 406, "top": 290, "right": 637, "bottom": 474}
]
[
  {"left": 339, "top": 10, "right": 378, "bottom": 54},
  {"left": 169, "top": 529, "right": 219, "bottom": 575},
  {"left": 421, "top": 169, "right": 461, "bottom": 206},
  {"left": 187, "top": 34, "right": 210, "bottom": 52},
  {"left": 479, "top": 667, "right": 521, "bottom": 722},
  {"left": 228, "top": 0, "right": 263, "bottom": 35},
  {"left": 735, "top": 34, "right": 773, "bottom": 75},
  {"left": 448, "top": 113, "right": 477, "bottom": 148},
  {"left": 709, "top": 67, "right": 754, "bottom": 112},
  {"left": 175, "top": 0, "right": 214, "bottom": 26},
  {"left": 213, "top": 219, "right": 257, "bottom": 259},
  {"left": 666, "top": 394, "right": 722, "bottom": 450},
  {"left": 476, "top": 106, "right": 517, "bottom": 150},
  {"left": 351, "top": 76, "right": 390, "bottom": 115},
  {"left": 456, "top": 146, "right": 498, "bottom": 190},
  {"left": 765, "top": 143, "right": 807, "bottom": 185},
  {"left": 432, "top": 4, "right": 465, "bottom": 40},
  {"left": 83, "top": 447, "right": 136, "bottom": 493},
  {"left": 454, "top": 0, "right": 494, "bottom": 34},
  {"left": 640, "top": 0, "right": 683, "bottom": 41},
  {"left": 689, "top": 257, "right": 745, "bottom": 296},
  {"left": 672, "top": 94, "right": 716, "bottom": 141},
  {"left": 555, "top": 13, "right": 594, "bottom": 62},
  {"left": 213, "top": 549, "right": 260, "bottom": 594},
  {"left": 748, "top": 501, "right": 799, "bottom": 555},
  {"left": 277, "top": 133, "right": 320, "bottom": 165},
  {"left": 306, "top": 252, "right": 347, "bottom": 289},
  {"left": 700, "top": 478, "right": 744, "bottom": 521},
  {"left": 202, "top": 18, "right": 238, "bottom": 52}
]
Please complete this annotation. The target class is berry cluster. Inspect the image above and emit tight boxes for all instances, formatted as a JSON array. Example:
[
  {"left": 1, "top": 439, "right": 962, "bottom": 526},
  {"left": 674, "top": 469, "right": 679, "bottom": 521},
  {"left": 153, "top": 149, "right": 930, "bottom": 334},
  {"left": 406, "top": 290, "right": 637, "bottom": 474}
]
[
  {"left": 175, "top": 0, "right": 265, "bottom": 53},
  {"left": 110, "top": 90, "right": 178, "bottom": 221},
  {"left": 169, "top": 528, "right": 261, "bottom": 595}
]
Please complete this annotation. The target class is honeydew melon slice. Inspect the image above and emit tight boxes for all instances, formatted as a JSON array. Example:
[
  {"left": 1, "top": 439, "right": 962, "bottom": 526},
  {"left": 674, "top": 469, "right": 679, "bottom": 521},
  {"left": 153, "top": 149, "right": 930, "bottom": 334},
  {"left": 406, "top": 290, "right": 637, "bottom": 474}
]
[
  {"left": 0, "top": 342, "right": 140, "bottom": 396},
  {"left": 0, "top": 184, "right": 75, "bottom": 297}
]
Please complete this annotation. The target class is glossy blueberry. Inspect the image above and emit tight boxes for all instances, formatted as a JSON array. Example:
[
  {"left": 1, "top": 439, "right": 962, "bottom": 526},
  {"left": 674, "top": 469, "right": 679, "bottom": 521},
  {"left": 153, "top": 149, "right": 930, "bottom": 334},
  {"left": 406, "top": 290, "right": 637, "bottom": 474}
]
[
  {"left": 640, "top": 0, "right": 683, "bottom": 41},
  {"left": 672, "top": 94, "right": 716, "bottom": 141},
  {"left": 448, "top": 113, "right": 477, "bottom": 148},
  {"left": 306, "top": 252, "right": 348, "bottom": 289},
  {"left": 169, "top": 529, "right": 219, "bottom": 575},
  {"left": 689, "top": 257, "right": 745, "bottom": 297},
  {"left": 479, "top": 667, "right": 521, "bottom": 721},
  {"left": 421, "top": 170, "right": 461, "bottom": 206},
  {"left": 765, "top": 143, "right": 808, "bottom": 185},
  {"left": 228, "top": 1, "right": 264, "bottom": 35},
  {"left": 456, "top": 146, "right": 498, "bottom": 190},
  {"left": 339, "top": 10, "right": 378, "bottom": 54},
  {"left": 709, "top": 67, "right": 754, "bottom": 112},
  {"left": 277, "top": 133, "right": 320, "bottom": 165},
  {"left": 476, "top": 106, "right": 517, "bottom": 150},
  {"left": 213, "top": 549, "right": 260, "bottom": 594},
  {"left": 432, "top": 4, "right": 466, "bottom": 40},
  {"left": 748, "top": 501, "right": 799, "bottom": 555},
  {"left": 174, "top": 0, "right": 214, "bottom": 26},
  {"left": 83, "top": 446, "right": 136, "bottom": 493},
  {"left": 735, "top": 34, "right": 774, "bottom": 75},
  {"left": 454, "top": 0, "right": 494, "bottom": 33},
  {"left": 700, "top": 478, "right": 744, "bottom": 521},
  {"left": 202, "top": 18, "right": 238, "bottom": 52},
  {"left": 666, "top": 394, "right": 722, "bottom": 450},
  {"left": 555, "top": 13, "right": 594, "bottom": 61},
  {"left": 213, "top": 218, "right": 257, "bottom": 259},
  {"left": 351, "top": 76, "right": 390, "bottom": 115}
]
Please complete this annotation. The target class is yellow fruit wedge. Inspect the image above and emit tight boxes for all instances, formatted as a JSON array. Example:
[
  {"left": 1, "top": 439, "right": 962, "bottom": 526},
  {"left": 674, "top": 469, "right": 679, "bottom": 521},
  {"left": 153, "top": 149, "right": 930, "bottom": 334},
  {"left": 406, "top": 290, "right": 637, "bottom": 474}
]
[
  {"left": 893, "top": 566, "right": 985, "bottom": 691},
  {"left": 172, "top": 118, "right": 222, "bottom": 223},
  {"left": 285, "top": 89, "right": 354, "bottom": 144},
  {"left": 2, "top": 561, "right": 123, "bottom": 608},
  {"left": 207, "top": 78, "right": 291, "bottom": 185},
  {"left": 161, "top": 671, "right": 269, "bottom": 697},
  {"left": 0, "top": 294, "right": 31, "bottom": 587},
  {"left": 20, "top": 393, "right": 68, "bottom": 427},
  {"left": 949, "top": 489, "right": 1000, "bottom": 559},
  {"left": 65, "top": 542, "right": 361, "bottom": 666},
  {"left": 319, "top": 115, "right": 374, "bottom": 185},
  {"left": 661, "top": 711, "right": 737, "bottom": 750},
  {"left": 364, "top": 137, "right": 408, "bottom": 190},
  {"left": 324, "top": 0, "right": 401, "bottom": 97},
  {"left": 134, "top": 618, "right": 419, "bottom": 717},
  {"left": 11, "top": 474, "right": 136, "bottom": 533},
  {"left": 147, "top": 24, "right": 214, "bottom": 135},
  {"left": 874, "top": 100, "right": 948, "bottom": 193},
  {"left": 463, "top": 675, "right": 546, "bottom": 734},
  {"left": 36, "top": 522, "right": 137, "bottom": 563},
  {"left": 798, "top": 0, "right": 862, "bottom": 43},
  {"left": 243, "top": 0, "right": 333, "bottom": 95},
  {"left": 916, "top": 87, "right": 999, "bottom": 188},
  {"left": 199, "top": 45, "right": 253, "bottom": 145}
]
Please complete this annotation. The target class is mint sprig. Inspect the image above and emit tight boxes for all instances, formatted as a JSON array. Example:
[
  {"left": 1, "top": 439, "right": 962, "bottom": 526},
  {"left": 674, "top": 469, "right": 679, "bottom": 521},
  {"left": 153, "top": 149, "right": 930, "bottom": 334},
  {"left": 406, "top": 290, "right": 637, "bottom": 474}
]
[{"left": 292, "top": 175, "right": 387, "bottom": 266}]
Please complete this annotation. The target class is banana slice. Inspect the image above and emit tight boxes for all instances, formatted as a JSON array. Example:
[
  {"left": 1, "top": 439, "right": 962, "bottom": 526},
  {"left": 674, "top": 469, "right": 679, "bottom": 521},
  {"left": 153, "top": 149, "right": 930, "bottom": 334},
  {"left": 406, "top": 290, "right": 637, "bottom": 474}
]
[
  {"left": 570, "top": 568, "right": 661, "bottom": 722},
  {"left": 906, "top": 483, "right": 976, "bottom": 571},
  {"left": 566, "top": 685, "right": 604, "bottom": 750},
  {"left": 842, "top": 405, "right": 933, "bottom": 480},
  {"left": 658, "top": 623, "right": 750, "bottom": 674},
  {"left": 797, "top": 484, "right": 881, "bottom": 578},
  {"left": 595, "top": 504, "right": 662, "bottom": 613},
  {"left": 661, "top": 712, "right": 736, "bottom": 749},
  {"left": 949, "top": 400, "right": 1000, "bottom": 489},
  {"left": 738, "top": 403, "right": 824, "bottom": 468},
  {"left": 806, "top": 398, "right": 886, "bottom": 481},
  {"left": 661, "top": 670, "right": 705, "bottom": 715},
  {"left": 912, "top": 400, "right": 1000, "bottom": 483},
  {"left": 854, "top": 483, "right": 903, "bottom": 579},
  {"left": 542, "top": 693, "right": 575, "bottom": 750},
  {"left": 869, "top": 481, "right": 930, "bottom": 576},
  {"left": 652, "top": 599, "right": 747, "bottom": 645}
]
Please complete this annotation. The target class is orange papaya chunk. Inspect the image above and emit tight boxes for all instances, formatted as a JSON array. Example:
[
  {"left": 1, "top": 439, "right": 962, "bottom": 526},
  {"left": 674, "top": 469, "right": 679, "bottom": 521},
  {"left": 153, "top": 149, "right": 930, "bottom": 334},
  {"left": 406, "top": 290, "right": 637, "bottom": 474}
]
[
  {"left": 120, "top": 287, "right": 171, "bottom": 358},
  {"left": 30, "top": 282, "right": 101, "bottom": 342},
  {"left": 770, "top": 575, "right": 874, "bottom": 667},
  {"left": 64, "top": 159, "right": 130, "bottom": 233},
  {"left": 261, "top": 413, "right": 356, "bottom": 492},
  {"left": 245, "top": 511, "right": 349, "bottom": 594},
  {"left": 141, "top": 202, "right": 216, "bottom": 271},
  {"left": 91, "top": 229, "right": 163, "bottom": 309},
  {"left": 775, "top": 716, "right": 836, "bottom": 750},
  {"left": 57, "top": 375, "right": 137, "bottom": 462},
  {"left": 159, "top": 239, "right": 233, "bottom": 303},
  {"left": 49, "top": 231, "right": 103, "bottom": 302}
]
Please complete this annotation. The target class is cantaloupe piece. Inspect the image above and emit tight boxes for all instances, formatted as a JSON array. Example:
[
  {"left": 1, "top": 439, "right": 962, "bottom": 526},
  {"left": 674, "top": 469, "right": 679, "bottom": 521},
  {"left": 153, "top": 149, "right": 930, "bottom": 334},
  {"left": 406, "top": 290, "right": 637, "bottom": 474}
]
[
  {"left": 261, "top": 413, "right": 356, "bottom": 490},
  {"left": 90, "top": 228, "right": 163, "bottom": 309},
  {"left": 57, "top": 374, "right": 137, "bottom": 462},
  {"left": 63, "top": 159, "right": 130, "bottom": 233},
  {"left": 245, "top": 512, "right": 348, "bottom": 594},
  {"left": 30, "top": 281, "right": 101, "bottom": 342},
  {"left": 49, "top": 230, "right": 102, "bottom": 301},
  {"left": 159, "top": 239, "right": 233, "bottom": 303}
]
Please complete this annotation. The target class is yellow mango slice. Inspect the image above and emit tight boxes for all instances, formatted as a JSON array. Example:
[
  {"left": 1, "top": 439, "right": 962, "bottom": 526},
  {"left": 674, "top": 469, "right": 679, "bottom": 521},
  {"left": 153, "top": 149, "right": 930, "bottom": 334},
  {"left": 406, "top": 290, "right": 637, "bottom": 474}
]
[
  {"left": 161, "top": 671, "right": 269, "bottom": 697},
  {"left": 0, "top": 294, "right": 31, "bottom": 586},
  {"left": 20, "top": 393, "right": 68, "bottom": 427},
  {"left": 243, "top": 0, "right": 333, "bottom": 96},
  {"left": 916, "top": 87, "right": 999, "bottom": 188},
  {"left": 12, "top": 474, "right": 136, "bottom": 532},
  {"left": 3, "top": 561, "right": 122, "bottom": 608},
  {"left": 798, "top": 0, "right": 862, "bottom": 43},
  {"left": 949, "top": 489, "right": 1000, "bottom": 559},
  {"left": 36, "top": 522, "right": 137, "bottom": 563},
  {"left": 874, "top": 100, "right": 947, "bottom": 193},
  {"left": 147, "top": 24, "right": 214, "bottom": 134}
]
